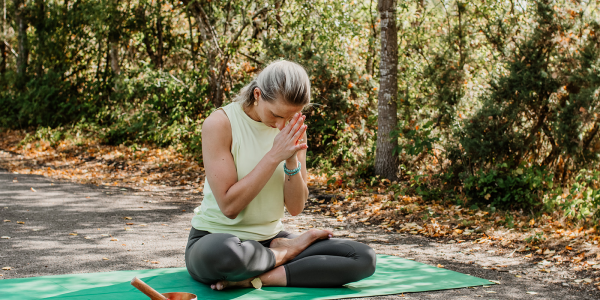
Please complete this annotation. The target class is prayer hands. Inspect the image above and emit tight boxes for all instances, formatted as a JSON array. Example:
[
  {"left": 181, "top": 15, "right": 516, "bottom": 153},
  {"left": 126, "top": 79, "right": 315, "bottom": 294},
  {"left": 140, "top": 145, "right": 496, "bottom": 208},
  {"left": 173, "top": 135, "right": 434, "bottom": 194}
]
[{"left": 270, "top": 113, "right": 308, "bottom": 162}]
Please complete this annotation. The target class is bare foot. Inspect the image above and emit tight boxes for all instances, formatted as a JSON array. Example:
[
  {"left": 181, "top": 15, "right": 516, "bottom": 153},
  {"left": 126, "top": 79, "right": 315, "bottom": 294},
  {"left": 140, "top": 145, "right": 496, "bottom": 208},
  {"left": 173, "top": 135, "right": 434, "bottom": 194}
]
[
  {"left": 269, "top": 229, "right": 333, "bottom": 266},
  {"left": 210, "top": 278, "right": 253, "bottom": 291}
]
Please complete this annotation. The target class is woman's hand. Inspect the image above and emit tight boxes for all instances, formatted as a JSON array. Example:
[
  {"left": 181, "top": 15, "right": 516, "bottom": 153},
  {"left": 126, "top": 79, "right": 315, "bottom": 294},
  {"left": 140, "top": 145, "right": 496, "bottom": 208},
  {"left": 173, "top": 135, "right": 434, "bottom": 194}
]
[{"left": 269, "top": 113, "right": 308, "bottom": 163}]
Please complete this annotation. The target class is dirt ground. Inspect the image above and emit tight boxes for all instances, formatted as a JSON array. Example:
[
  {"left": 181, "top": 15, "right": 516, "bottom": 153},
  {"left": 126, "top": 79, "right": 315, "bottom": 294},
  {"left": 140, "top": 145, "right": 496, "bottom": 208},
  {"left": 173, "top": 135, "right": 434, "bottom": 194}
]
[{"left": 1, "top": 166, "right": 600, "bottom": 299}]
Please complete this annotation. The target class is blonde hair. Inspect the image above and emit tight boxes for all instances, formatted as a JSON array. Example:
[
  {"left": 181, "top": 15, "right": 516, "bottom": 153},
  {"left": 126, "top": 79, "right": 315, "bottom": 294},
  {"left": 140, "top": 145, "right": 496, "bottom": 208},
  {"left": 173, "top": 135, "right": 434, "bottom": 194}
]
[{"left": 234, "top": 60, "right": 311, "bottom": 107}]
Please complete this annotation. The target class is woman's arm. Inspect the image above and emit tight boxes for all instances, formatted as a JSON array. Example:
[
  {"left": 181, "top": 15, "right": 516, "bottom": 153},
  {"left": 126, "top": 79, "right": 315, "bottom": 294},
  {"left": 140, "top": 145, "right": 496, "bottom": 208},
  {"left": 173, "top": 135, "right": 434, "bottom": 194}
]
[
  {"left": 202, "top": 110, "right": 307, "bottom": 219},
  {"left": 283, "top": 130, "right": 309, "bottom": 216}
]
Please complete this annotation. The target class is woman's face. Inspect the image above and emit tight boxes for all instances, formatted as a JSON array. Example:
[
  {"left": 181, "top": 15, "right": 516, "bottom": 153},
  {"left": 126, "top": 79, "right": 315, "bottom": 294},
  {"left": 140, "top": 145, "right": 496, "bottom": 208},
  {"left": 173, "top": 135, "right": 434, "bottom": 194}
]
[{"left": 253, "top": 88, "right": 304, "bottom": 130}]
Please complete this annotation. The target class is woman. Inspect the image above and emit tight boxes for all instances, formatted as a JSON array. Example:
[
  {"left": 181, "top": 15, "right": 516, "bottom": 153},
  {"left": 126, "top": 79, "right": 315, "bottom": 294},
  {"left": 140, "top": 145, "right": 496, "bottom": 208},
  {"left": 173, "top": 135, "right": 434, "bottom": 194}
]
[{"left": 185, "top": 60, "right": 376, "bottom": 290}]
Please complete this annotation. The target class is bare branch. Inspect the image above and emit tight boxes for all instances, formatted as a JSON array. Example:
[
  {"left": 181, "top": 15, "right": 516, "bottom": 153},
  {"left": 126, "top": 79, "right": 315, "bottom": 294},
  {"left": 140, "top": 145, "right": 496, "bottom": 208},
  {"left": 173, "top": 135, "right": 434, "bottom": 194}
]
[
  {"left": 229, "top": 4, "right": 271, "bottom": 46},
  {"left": 4, "top": 40, "right": 17, "bottom": 57}
]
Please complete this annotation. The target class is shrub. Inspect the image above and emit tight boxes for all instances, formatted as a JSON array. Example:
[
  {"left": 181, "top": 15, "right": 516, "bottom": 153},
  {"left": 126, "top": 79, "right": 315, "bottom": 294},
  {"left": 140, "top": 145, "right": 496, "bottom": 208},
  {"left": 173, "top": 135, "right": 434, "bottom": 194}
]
[{"left": 462, "top": 163, "right": 554, "bottom": 209}]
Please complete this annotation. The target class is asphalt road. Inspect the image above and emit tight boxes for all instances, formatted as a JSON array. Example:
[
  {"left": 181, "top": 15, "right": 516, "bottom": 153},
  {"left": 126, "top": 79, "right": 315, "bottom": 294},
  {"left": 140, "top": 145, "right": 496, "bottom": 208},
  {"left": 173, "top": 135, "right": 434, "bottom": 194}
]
[{"left": 1, "top": 168, "right": 599, "bottom": 299}]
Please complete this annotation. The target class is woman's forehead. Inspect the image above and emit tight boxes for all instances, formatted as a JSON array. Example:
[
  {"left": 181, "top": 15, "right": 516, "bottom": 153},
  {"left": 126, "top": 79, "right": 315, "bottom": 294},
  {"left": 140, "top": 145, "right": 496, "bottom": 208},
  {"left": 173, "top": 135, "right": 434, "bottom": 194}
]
[{"left": 268, "top": 100, "right": 304, "bottom": 118}]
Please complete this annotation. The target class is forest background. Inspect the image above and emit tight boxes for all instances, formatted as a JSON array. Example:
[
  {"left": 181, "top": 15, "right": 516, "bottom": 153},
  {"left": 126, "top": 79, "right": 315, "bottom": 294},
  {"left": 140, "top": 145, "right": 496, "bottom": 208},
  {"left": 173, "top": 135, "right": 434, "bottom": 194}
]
[{"left": 1, "top": 0, "right": 600, "bottom": 246}]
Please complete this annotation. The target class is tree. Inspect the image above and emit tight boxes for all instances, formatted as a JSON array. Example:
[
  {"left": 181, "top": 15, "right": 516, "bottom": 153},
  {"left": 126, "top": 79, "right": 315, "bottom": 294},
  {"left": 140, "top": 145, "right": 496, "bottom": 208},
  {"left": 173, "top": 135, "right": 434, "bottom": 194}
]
[
  {"left": 459, "top": 0, "right": 600, "bottom": 185},
  {"left": 375, "top": 0, "right": 399, "bottom": 181},
  {"left": 182, "top": 0, "right": 278, "bottom": 108},
  {"left": 1, "top": 0, "right": 6, "bottom": 74},
  {"left": 14, "top": 0, "right": 27, "bottom": 79}
]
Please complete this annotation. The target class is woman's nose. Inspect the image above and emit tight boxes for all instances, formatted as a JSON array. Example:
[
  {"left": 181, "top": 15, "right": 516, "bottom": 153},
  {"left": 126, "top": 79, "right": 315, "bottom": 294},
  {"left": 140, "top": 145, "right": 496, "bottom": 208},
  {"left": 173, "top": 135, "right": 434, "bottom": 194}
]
[{"left": 276, "top": 120, "right": 286, "bottom": 129}]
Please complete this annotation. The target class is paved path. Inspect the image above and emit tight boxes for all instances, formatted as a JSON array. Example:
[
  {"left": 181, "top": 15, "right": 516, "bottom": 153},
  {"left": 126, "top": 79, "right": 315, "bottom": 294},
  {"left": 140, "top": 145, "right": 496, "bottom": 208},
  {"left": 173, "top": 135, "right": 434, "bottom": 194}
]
[{"left": 1, "top": 169, "right": 599, "bottom": 299}]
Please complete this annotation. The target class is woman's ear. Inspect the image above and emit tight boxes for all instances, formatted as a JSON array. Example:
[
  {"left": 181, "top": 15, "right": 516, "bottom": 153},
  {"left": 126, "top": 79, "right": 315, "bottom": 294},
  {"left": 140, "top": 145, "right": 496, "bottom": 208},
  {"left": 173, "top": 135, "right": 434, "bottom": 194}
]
[{"left": 253, "top": 88, "right": 261, "bottom": 101}]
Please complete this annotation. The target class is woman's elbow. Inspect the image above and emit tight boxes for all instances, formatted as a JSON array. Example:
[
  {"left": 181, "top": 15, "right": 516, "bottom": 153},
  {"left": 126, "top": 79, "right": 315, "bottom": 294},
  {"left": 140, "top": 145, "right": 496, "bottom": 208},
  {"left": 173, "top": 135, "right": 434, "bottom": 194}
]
[
  {"left": 223, "top": 211, "right": 239, "bottom": 219},
  {"left": 217, "top": 200, "right": 239, "bottom": 219},
  {"left": 287, "top": 206, "right": 304, "bottom": 216}
]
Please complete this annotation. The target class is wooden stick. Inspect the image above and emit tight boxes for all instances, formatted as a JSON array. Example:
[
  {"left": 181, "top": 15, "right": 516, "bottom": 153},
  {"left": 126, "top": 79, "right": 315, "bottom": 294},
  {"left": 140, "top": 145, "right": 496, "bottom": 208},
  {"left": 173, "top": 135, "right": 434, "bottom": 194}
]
[{"left": 130, "top": 277, "right": 168, "bottom": 300}]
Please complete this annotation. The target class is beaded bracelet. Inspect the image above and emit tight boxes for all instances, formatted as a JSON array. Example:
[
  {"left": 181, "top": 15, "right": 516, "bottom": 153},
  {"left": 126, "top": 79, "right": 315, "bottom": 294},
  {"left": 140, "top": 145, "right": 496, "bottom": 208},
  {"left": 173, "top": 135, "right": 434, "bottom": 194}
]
[{"left": 284, "top": 162, "right": 302, "bottom": 176}]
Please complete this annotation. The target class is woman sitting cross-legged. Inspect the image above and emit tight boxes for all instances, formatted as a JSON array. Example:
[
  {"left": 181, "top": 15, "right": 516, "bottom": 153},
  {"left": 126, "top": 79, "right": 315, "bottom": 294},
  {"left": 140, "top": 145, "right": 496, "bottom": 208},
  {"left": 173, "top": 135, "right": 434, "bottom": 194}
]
[{"left": 185, "top": 60, "right": 376, "bottom": 290}]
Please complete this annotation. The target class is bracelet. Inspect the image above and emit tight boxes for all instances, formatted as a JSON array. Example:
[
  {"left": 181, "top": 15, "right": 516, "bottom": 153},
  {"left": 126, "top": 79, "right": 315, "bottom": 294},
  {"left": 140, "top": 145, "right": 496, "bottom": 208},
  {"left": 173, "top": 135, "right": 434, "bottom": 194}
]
[{"left": 284, "top": 161, "right": 301, "bottom": 176}]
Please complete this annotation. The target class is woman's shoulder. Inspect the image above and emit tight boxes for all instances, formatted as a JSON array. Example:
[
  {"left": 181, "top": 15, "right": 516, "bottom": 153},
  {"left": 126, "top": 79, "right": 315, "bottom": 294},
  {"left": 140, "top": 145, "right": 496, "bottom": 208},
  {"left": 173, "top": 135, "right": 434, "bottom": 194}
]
[{"left": 202, "top": 108, "right": 231, "bottom": 136}]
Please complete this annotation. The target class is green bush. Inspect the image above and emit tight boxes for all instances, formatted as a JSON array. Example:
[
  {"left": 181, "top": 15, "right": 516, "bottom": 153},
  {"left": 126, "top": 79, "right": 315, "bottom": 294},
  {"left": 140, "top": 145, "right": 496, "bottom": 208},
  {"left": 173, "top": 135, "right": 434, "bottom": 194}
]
[
  {"left": 462, "top": 163, "right": 554, "bottom": 209},
  {"left": 457, "top": 1, "right": 600, "bottom": 182},
  {"left": 96, "top": 67, "right": 211, "bottom": 157},
  {"left": 553, "top": 169, "right": 600, "bottom": 223}
]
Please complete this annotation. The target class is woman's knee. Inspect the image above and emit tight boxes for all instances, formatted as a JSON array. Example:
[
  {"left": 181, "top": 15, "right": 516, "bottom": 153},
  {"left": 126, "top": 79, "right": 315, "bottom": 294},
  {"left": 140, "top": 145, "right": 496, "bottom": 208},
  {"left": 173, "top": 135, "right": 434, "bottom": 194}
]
[
  {"left": 347, "top": 241, "right": 377, "bottom": 280},
  {"left": 186, "top": 233, "right": 247, "bottom": 279},
  {"left": 358, "top": 244, "right": 377, "bottom": 277}
]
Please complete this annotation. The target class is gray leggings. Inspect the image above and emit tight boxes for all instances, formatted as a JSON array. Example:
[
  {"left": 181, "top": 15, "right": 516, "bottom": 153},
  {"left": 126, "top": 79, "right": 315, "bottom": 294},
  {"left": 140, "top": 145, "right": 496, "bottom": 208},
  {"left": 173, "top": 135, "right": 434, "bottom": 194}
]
[{"left": 184, "top": 228, "right": 376, "bottom": 287}]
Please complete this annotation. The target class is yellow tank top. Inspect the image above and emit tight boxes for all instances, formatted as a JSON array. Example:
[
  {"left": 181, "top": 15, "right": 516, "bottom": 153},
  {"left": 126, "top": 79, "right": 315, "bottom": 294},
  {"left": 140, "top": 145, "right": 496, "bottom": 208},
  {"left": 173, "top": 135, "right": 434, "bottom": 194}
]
[{"left": 191, "top": 101, "right": 285, "bottom": 241}]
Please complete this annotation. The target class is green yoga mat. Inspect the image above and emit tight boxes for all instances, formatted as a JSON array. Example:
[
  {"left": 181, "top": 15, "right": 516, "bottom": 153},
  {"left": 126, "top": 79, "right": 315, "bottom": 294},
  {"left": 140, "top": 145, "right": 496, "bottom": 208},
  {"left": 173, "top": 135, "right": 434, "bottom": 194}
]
[{"left": 0, "top": 255, "right": 493, "bottom": 299}]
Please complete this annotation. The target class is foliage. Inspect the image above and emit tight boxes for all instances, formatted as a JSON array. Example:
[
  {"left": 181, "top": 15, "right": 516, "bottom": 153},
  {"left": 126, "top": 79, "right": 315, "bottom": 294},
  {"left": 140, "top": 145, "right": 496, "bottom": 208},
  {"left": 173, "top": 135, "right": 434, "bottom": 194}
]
[
  {"left": 97, "top": 67, "right": 211, "bottom": 156},
  {"left": 553, "top": 169, "right": 600, "bottom": 224},
  {"left": 462, "top": 163, "right": 554, "bottom": 209},
  {"left": 456, "top": 1, "right": 600, "bottom": 180},
  {"left": 1, "top": 0, "right": 600, "bottom": 215}
]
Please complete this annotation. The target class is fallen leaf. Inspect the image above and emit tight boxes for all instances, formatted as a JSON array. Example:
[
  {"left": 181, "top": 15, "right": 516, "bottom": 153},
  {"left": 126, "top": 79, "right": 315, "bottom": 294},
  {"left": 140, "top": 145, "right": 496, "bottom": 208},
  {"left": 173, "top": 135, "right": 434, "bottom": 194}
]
[
  {"left": 17, "top": 221, "right": 24, "bottom": 224},
  {"left": 150, "top": 261, "right": 160, "bottom": 264},
  {"left": 124, "top": 217, "right": 132, "bottom": 220},
  {"left": 102, "top": 257, "right": 109, "bottom": 260},
  {"left": 526, "top": 291, "right": 538, "bottom": 295},
  {"left": 84, "top": 236, "right": 91, "bottom": 239},
  {"left": 437, "top": 264, "right": 445, "bottom": 268},
  {"left": 2, "top": 267, "right": 12, "bottom": 270},
  {"left": 110, "top": 238, "right": 118, "bottom": 241},
  {"left": 31, "top": 187, "right": 36, "bottom": 192},
  {"left": 3, "top": 220, "right": 10, "bottom": 222},
  {"left": 566, "top": 246, "right": 573, "bottom": 250},
  {"left": 69, "top": 233, "right": 78, "bottom": 236},
  {"left": 1, "top": 236, "right": 10, "bottom": 239},
  {"left": 126, "top": 223, "right": 134, "bottom": 225}
]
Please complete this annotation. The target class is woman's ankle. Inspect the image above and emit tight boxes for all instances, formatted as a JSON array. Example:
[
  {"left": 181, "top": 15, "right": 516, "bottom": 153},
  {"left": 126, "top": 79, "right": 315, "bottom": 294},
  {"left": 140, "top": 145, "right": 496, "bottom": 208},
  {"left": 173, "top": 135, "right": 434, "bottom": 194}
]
[{"left": 259, "top": 266, "right": 287, "bottom": 287}]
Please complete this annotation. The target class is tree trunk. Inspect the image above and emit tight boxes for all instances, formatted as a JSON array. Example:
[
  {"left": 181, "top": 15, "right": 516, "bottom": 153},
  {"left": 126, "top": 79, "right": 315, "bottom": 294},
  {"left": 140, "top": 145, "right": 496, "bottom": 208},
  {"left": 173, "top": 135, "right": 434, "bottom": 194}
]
[
  {"left": 156, "top": 0, "right": 163, "bottom": 69},
  {"left": 1, "top": 0, "right": 6, "bottom": 74},
  {"left": 0, "top": 42, "right": 5, "bottom": 74},
  {"left": 375, "top": 0, "right": 399, "bottom": 181},
  {"left": 110, "top": 42, "right": 120, "bottom": 75},
  {"left": 15, "top": 0, "right": 28, "bottom": 76},
  {"left": 366, "top": 0, "right": 377, "bottom": 76}
]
